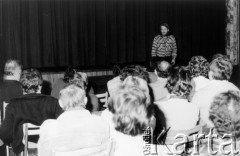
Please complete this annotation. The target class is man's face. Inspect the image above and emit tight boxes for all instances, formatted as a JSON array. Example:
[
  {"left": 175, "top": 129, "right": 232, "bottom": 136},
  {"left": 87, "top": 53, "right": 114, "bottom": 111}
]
[{"left": 161, "top": 26, "right": 169, "bottom": 36}]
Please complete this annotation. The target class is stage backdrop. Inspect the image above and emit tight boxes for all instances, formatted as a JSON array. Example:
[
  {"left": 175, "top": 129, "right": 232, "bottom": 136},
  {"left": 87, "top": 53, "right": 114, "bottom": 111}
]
[{"left": 0, "top": 0, "right": 225, "bottom": 69}]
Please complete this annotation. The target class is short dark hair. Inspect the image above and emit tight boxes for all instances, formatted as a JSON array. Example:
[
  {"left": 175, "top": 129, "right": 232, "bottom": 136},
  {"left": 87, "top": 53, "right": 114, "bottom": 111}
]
[
  {"left": 165, "top": 66, "right": 192, "bottom": 98},
  {"left": 63, "top": 67, "right": 76, "bottom": 83},
  {"left": 160, "top": 23, "right": 170, "bottom": 36},
  {"left": 210, "top": 57, "right": 233, "bottom": 80},
  {"left": 108, "top": 85, "right": 151, "bottom": 136},
  {"left": 20, "top": 68, "right": 43, "bottom": 94},
  {"left": 160, "top": 23, "right": 170, "bottom": 30},
  {"left": 120, "top": 65, "right": 148, "bottom": 82},
  {"left": 68, "top": 72, "right": 85, "bottom": 90},
  {"left": 188, "top": 56, "right": 209, "bottom": 78},
  {"left": 209, "top": 90, "right": 240, "bottom": 140}
]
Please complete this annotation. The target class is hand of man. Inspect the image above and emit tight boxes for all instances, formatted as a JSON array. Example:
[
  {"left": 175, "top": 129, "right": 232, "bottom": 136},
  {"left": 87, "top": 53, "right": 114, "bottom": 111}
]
[{"left": 171, "top": 59, "right": 175, "bottom": 65}]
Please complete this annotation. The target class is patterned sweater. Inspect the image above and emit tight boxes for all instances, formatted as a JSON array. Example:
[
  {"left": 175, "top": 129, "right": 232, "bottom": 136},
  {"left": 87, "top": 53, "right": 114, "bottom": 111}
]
[{"left": 151, "top": 35, "right": 177, "bottom": 58}]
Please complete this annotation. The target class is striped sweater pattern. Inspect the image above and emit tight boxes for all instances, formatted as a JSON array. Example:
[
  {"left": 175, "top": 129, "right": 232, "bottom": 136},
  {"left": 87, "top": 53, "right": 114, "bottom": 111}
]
[{"left": 151, "top": 35, "right": 177, "bottom": 58}]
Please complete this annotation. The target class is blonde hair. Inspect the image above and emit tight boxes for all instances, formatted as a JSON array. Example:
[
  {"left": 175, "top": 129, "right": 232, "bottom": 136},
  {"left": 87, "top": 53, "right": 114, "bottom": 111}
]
[
  {"left": 122, "top": 76, "right": 150, "bottom": 104},
  {"left": 59, "top": 84, "right": 86, "bottom": 111},
  {"left": 108, "top": 85, "right": 151, "bottom": 136}
]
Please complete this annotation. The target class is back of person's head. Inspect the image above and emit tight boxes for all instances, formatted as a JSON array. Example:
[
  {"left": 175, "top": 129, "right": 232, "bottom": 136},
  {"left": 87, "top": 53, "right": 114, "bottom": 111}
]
[
  {"left": 212, "top": 53, "right": 229, "bottom": 61},
  {"left": 188, "top": 56, "right": 209, "bottom": 78},
  {"left": 120, "top": 65, "right": 148, "bottom": 82},
  {"left": 59, "top": 84, "right": 87, "bottom": 111},
  {"left": 156, "top": 60, "right": 171, "bottom": 78},
  {"left": 63, "top": 67, "right": 76, "bottom": 83},
  {"left": 165, "top": 66, "right": 192, "bottom": 98},
  {"left": 112, "top": 65, "right": 121, "bottom": 77},
  {"left": 20, "top": 68, "right": 43, "bottom": 94},
  {"left": 209, "top": 90, "right": 240, "bottom": 140},
  {"left": 108, "top": 85, "right": 151, "bottom": 136},
  {"left": 68, "top": 72, "right": 85, "bottom": 90},
  {"left": 209, "top": 57, "right": 233, "bottom": 81},
  {"left": 4, "top": 59, "right": 22, "bottom": 81},
  {"left": 122, "top": 76, "right": 150, "bottom": 104}
]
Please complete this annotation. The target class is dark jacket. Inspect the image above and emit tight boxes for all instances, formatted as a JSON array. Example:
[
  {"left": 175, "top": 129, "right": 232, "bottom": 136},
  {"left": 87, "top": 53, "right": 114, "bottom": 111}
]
[
  {"left": 0, "top": 80, "right": 23, "bottom": 122},
  {"left": 0, "top": 93, "right": 63, "bottom": 153}
]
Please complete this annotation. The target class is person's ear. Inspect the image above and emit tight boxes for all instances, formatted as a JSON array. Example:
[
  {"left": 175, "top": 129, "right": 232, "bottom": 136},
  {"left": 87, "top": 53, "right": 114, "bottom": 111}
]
[{"left": 208, "top": 71, "right": 214, "bottom": 80}]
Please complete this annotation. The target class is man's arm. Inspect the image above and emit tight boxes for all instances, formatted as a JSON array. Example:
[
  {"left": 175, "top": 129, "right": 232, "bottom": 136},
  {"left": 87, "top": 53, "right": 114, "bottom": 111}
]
[
  {"left": 151, "top": 36, "right": 159, "bottom": 57},
  {"left": 0, "top": 103, "right": 14, "bottom": 145},
  {"left": 170, "top": 36, "right": 177, "bottom": 64}
]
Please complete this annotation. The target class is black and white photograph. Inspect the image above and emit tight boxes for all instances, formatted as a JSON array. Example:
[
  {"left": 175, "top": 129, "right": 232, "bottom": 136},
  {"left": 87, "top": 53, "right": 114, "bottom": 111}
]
[{"left": 0, "top": 0, "right": 239, "bottom": 156}]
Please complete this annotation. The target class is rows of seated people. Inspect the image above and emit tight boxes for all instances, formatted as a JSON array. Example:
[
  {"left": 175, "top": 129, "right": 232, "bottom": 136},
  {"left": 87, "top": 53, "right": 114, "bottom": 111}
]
[{"left": 0, "top": 54, "right": 239, "bottom": 156}]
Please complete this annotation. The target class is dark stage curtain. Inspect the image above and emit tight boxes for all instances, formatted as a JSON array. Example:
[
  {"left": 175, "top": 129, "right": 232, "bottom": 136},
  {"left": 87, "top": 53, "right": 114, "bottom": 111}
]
[{"left": 0, "top": 0, "right": 225, "bottom": 69}]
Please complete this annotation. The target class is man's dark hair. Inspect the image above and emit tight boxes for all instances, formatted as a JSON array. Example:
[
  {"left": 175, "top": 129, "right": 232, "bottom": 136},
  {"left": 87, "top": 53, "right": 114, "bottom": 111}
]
[
  {"left": 63, "top": 67, "right": 76, "bottom": 83},
  {"left": 20, "top": 68, "right": 43, "bottom": 94}
]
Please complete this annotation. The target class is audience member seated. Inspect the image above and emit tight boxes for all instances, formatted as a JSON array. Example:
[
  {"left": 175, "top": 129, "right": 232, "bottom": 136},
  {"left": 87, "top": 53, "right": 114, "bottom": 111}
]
[
  {"left": 149, "top": 60, "right": 171, "bottom": 101},
  {"left": 0, "top": 68, "right": 63, "bottom": 154},
  {"left": 38, "top": 84, "right": 110, "bottom": 156},
  {"left": 107, "top": 65, "right": 122, "bottom": 96},
  {"left": 155, "top": 66, "right": 199, "bottom": 130},
  {"left": 188, "top": 56, "right": 210, "bottom": 101},
  {"left": 212, "top": 53, "right": 230, "bottom": 61},
  {"left": 51, "top": 67, "right": 76, "bottom": 98},
  {"left": 76, "top": 72, "right": 99, "bottom": 112},
  {"left": 199, "top": 90, "right": 240, "bottom": 155},
  {"left": 102, "top": 76, "right": 153, "bottom": 135},
  {"left": 108, "top": 85, "right": 152, "bottom": 156},
  {"left": 51, "top": 67, "right": 99, "bottom": 112},
  {"left": 0, "top": 60, "right": 23, "bottom": 123},
  {"left": 192, "top": 56, "right": 239, "bottom": 127},
  {"left": 146, "top": 62, "right": 158, "bottom": 83}
]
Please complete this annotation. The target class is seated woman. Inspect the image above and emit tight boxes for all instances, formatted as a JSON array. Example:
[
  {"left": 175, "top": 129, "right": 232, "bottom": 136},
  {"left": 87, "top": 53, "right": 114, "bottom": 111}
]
[
  {"left": 108, "top": 85, "right": 152, "bottom": 156},
  {"left": 197, "top": 90, "right": 240, "bottom": 156},
  {"left": 154, "top": 66, "right": 199, "bottom": 130},
  {"left": 51, "top": 67, "right": 99, "bottom": 112},
  {"left": 188, "top": 56, "right": 210, "bottom": 101},
  {"left": 101, "top": 76, "right": 153, "bottom": 135},
  {"left": 38, "top": 84, "right": 110, "bottom": 156}
]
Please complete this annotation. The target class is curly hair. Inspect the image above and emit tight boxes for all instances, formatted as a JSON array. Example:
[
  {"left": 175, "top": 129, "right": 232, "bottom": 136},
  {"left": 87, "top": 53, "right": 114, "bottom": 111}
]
[
  {"left": 20, "top": 68, "right": 43, "bottom": 94},
  {"left": 212, "top": 53, "right": 230, "bottom": 61},
  {"left": 188, "top": 56, "right": 209, "bottom": 78},
  {"left": 165, "top": 66, "right": 192, "bottom": 98},
  {"left": 209, "top": 57, "right": 233, "bottom": 80},
  {"left": 108, "top": 85, "right": 151, "bottom": 136},
  {"left": 120, "top": 65, "right": 148, "bottom": 82},
  {"left": 209, "top": 90, "right": 240, "bottom": 140}
]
